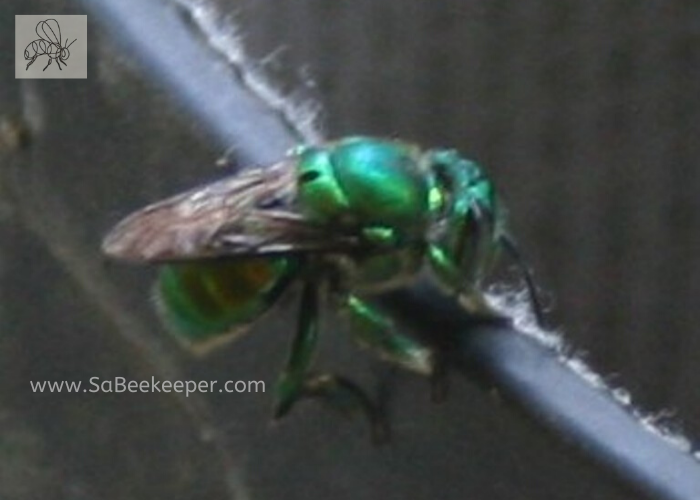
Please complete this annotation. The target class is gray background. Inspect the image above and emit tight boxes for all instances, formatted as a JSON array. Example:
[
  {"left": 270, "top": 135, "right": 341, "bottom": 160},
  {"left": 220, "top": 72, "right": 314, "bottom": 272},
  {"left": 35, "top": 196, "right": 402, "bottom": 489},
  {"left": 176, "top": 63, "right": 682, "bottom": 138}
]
[
  {"left": 15, "top": 15, "right": 87, "bottom": 79},
  {"left": 0, "top": 1, "right": 699, "bottom": 499}
]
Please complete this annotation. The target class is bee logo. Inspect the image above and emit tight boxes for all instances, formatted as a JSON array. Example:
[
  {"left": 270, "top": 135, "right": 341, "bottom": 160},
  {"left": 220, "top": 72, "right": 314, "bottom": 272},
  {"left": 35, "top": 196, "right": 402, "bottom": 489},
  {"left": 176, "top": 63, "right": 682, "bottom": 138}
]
[{"left": 24, "top": 19, "right": 77, "bottom": 72}]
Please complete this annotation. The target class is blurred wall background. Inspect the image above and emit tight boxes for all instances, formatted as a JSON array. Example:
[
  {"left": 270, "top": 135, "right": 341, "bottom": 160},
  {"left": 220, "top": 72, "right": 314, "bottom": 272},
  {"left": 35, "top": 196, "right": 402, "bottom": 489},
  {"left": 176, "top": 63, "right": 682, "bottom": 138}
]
[{"left": 1, "top": 1, "right": 698, "bottom": 499}]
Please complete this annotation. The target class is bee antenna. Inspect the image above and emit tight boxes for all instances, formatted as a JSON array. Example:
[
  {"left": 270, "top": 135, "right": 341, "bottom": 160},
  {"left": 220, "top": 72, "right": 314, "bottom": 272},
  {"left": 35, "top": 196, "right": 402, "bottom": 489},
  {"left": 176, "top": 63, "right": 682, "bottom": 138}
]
[{"left": 498, "top": 234, "right": 546, "bottom": 328}]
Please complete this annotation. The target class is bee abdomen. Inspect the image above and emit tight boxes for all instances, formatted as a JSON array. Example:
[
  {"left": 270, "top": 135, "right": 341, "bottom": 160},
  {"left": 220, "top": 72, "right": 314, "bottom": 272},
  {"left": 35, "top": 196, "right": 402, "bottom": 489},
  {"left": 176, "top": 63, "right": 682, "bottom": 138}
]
[{"left": 154, "top": 257, "right": 295, "bottom": 353}]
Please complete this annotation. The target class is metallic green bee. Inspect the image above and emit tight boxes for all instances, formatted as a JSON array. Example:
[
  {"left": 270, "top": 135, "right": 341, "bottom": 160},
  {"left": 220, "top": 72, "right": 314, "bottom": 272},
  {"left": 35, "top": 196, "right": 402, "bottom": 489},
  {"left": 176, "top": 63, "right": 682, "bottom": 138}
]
[{"left": 102, "top": 136, "right": 542, "bottom": 440}]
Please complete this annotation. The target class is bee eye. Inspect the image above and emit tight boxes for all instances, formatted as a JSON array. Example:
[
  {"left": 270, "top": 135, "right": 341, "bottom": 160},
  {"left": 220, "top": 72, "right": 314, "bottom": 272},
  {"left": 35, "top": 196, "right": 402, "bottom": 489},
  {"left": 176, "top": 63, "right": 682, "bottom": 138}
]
[
  {"left": 299, "top": 170, "right": 321, "bottom": 183},
  {"left": 430, "top": 164, "right": 454, "bottom": 215}
]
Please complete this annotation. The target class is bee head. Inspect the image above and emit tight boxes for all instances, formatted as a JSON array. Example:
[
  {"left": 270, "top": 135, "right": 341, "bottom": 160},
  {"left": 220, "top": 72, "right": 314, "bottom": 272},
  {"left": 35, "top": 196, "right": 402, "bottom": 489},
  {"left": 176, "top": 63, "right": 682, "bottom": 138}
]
[{"left": 424, "top": 148, "right": 503, "bottom": 285}]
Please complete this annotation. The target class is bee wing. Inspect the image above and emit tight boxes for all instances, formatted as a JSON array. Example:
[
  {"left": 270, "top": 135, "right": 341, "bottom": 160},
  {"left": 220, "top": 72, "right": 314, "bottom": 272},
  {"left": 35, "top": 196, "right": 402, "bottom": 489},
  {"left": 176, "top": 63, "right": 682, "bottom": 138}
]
[
  {"left": 102, "top": 160, "right": 358, "bottom": 262},
  {"left": 38, "top": 19, "right": 62, "bottom": 45}
]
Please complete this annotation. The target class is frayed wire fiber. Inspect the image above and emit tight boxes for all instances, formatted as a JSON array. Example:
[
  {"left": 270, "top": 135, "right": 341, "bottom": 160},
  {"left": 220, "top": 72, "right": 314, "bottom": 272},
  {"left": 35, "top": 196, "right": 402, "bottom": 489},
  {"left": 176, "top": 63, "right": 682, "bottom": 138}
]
[
  {"left": 173, "top": 0, "right": 323, "bottom": 147},
  {"left": 486, "top": 287, "right": 695, "bottom": 456}
]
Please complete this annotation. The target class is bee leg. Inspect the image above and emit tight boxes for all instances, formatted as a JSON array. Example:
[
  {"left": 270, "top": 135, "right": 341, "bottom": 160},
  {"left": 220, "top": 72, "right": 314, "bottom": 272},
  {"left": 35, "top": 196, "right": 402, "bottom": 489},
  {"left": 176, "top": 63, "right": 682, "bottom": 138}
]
[
  {"left": 272, "top": 285, "right": 388, "bottom": 442},
  {"left": 458, "top": 287, "right": 499, "bottom": 317},
  {"left": 455, "top": 202, "right": 491, "bottom": 289},
  {"left": 343, "top": 294, "right": 434, "bottom": 376},
  {"left": 459, "top": 201, "right": 546, "bottom": 327},
  {"left": 452, "top": 201, "right": 504, "bottom": 319},
  {"left": 273, "top": 280, "right": 319, "bottom": 419},
  {"left": 302, "top": 373, "right": 390, "bottom": 444}
]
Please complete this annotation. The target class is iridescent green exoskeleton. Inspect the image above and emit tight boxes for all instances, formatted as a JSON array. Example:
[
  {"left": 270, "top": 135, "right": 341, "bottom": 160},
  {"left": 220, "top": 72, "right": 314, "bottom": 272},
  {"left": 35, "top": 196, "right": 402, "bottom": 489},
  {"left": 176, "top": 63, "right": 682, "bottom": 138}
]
[{"left": 102, "top": 136, "right": 542, "bottom": 441}]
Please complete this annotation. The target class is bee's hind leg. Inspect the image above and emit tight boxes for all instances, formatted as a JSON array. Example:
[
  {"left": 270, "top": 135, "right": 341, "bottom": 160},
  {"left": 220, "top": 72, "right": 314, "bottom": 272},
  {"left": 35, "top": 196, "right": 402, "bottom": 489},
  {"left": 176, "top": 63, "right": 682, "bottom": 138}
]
[
  {"left": 343, "top": 294, "right": 434, "bottom": 376},
  {"left": 273, "top": 283, "right": 390, "bottom": 443},
  {"left": 273, "top": 280, "right": 320, "bottom": 419},
  {"left": 321, "top": 291, "right": 440, "bottom": 443},
  {"left": 343, "top": 293, "right": 455, "bottom": 405},
  {"left": 301, "top": 372, "right": 389, "bottom": 444}
]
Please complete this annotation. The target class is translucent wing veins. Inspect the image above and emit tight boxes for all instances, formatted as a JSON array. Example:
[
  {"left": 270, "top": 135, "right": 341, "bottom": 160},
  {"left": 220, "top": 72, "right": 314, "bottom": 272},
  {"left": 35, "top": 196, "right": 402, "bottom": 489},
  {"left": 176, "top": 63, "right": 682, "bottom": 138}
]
[{"left": 102, "top": 161, "right": 311, "bottom": 262}]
